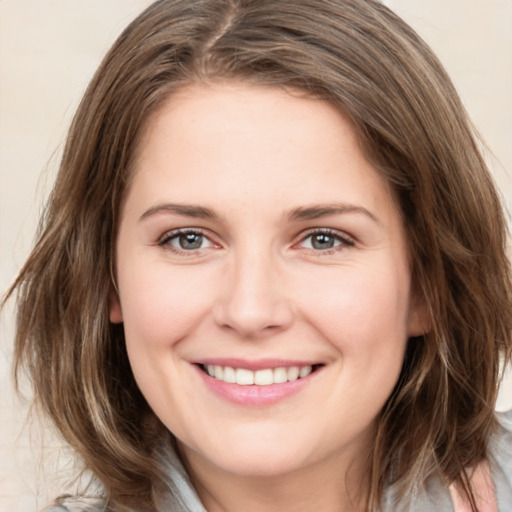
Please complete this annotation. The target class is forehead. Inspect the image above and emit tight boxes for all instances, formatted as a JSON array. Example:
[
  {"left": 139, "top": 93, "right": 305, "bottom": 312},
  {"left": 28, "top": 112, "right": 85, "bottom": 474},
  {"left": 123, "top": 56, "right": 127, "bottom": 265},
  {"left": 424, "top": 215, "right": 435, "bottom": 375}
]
[
  {"left": 124, "top": 82, "right": 399, "bottom": 224},
  {"left": 134, "top": 82, "right": 351, "bottom": 166}
]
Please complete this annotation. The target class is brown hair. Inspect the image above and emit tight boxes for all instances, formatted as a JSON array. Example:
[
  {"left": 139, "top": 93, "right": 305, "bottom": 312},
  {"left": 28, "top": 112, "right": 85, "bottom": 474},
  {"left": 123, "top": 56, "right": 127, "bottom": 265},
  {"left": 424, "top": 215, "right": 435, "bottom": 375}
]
[{"left": 6, "top": 0, "right": 512, "bottom": 510}]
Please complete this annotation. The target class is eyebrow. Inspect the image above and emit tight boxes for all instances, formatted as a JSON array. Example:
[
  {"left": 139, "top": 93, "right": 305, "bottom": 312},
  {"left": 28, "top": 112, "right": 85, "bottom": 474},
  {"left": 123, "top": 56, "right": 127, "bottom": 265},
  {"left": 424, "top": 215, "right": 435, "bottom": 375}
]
[
  {"left": 139, "top": 203, "right": 218, "bottom": 222},
  {"left": 288, "top": 203, "right": 380, "bottom": 224},
  {"left": 139, "top": 201, "right": 379, "bottom": 224}
]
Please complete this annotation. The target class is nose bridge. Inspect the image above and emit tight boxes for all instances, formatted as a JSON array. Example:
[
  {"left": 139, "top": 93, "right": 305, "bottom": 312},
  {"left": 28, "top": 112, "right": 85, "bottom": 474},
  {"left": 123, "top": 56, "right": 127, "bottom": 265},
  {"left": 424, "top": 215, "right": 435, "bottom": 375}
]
[{"left": 214, "top": 241, "right": 292, "bottom": 337}]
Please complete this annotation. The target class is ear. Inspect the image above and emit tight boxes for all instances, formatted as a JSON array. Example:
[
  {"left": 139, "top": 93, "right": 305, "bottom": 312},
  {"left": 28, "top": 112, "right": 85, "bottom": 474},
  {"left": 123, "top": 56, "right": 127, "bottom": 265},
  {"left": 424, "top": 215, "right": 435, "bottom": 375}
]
[
  {"left": 407, "top": 292, "right": 431, "bottom": 338},
  {"left": 109, "top": 291, "right": 123, "bottom": 324}
]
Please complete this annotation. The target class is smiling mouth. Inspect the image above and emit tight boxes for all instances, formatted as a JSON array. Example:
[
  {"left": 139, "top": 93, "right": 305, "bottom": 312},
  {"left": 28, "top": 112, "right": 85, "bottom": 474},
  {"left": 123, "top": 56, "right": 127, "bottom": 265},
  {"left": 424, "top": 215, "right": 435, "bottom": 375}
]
[{"left": 199, "top": 364, "right": 323, "bottom": 386}]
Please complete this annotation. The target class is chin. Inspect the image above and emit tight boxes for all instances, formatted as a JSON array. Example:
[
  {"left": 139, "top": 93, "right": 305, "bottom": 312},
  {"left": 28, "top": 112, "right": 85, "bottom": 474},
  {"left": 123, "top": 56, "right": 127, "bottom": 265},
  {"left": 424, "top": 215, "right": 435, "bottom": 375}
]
[
  {"left": 210, "top": 450, "right": 312, "bottom": 478},
  {"left": 180, "top": 425, "right": 334, "bottom": 480}
]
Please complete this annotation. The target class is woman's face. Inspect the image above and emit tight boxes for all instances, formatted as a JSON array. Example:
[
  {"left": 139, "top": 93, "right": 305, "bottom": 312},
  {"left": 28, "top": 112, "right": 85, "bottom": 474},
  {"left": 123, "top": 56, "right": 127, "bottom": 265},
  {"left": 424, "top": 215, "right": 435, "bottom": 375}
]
[{"left": 111, "top": 83, "right": 425, "bottom": 480}]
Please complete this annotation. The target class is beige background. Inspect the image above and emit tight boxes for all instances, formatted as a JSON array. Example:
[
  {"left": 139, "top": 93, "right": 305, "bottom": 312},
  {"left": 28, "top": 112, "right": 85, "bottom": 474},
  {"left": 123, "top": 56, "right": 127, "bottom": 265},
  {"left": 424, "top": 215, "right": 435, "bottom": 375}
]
[{"left": 1, "top": 1, "right": 511, "bottom": 510}]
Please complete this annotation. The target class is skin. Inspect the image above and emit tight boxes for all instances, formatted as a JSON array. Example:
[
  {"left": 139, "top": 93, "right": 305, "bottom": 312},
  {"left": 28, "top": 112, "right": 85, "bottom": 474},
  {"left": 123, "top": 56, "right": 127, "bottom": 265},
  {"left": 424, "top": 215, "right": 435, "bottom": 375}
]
[{"left": 110, "top": 82, "right": 427, "bottom": 512}]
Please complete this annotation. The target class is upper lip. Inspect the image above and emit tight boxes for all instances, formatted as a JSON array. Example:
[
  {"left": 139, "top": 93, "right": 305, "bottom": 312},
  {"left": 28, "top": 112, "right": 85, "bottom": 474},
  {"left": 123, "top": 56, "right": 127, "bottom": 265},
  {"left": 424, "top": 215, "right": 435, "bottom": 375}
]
[{"left": 192, "top": 358, "right": 322, "bottom": 371}]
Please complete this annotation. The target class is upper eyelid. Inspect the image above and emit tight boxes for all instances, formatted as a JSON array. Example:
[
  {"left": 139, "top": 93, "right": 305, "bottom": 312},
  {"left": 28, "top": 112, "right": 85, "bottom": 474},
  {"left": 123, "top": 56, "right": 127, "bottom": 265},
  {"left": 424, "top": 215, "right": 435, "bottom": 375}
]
[
  {"left": 295, "top": 227, "right": 355, "bottom": 244},
  {"left": 158, "top": 227, "right": 216, "bottom": 245},
  {"left": 160, "top": 226, "right": 209, "bottom": 238}
]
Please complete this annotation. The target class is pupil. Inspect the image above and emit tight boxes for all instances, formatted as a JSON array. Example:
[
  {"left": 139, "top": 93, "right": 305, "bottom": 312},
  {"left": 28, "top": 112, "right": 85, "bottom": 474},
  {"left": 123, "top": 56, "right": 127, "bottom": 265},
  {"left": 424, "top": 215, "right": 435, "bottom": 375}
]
[
  {"left": 312, "top": 234, "right": 334, "bottom": 250},
  {"left": 179, "top": 233, "right": 202, "bottom": 249}
]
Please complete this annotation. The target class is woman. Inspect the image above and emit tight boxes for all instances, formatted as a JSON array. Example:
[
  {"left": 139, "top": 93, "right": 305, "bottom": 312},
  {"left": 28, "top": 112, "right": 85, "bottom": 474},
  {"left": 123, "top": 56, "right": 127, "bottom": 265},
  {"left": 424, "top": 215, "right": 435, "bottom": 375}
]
[{"left": 7, "top": 0, "right": 511, "bottom": 511}]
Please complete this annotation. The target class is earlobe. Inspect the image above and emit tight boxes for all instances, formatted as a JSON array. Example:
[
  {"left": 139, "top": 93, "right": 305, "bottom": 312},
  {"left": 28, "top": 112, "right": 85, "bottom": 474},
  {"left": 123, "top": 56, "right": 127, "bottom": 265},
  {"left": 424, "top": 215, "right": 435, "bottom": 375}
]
[{"left": 109, "top": 292, "right": 123, "bottom": 324}]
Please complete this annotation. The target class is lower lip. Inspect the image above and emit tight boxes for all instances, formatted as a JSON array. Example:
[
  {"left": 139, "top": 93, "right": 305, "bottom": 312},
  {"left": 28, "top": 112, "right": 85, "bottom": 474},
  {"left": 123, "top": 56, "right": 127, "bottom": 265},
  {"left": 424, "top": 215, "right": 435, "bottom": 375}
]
[{"left": 194, "top": 366, "right": 317, "bottom": 406}]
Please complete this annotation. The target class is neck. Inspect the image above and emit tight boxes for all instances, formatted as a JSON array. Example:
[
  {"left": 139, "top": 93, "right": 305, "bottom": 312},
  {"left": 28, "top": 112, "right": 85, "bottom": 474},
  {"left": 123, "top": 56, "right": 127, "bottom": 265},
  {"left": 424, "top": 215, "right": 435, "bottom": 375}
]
[{"left": 179, "top": 443, "right": 371, "bottom": 512}]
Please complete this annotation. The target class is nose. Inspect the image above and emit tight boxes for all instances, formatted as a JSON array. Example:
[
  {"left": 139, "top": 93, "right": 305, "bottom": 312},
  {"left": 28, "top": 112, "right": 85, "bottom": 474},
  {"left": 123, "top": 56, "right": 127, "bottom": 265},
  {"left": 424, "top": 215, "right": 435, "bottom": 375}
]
[{"left": 213, "top": 248, "right": 294, "bottom": 338}]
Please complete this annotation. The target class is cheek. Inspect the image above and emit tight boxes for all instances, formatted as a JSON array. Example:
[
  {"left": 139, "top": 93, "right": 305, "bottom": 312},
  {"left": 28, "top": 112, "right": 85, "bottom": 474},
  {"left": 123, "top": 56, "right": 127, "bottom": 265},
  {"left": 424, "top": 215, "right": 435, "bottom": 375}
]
[
  {"left": 295, "top": 260, "right": 412, "bottom": 357},
  {"left": 118, "top": 261, "right": 218, "bottom": 349}
]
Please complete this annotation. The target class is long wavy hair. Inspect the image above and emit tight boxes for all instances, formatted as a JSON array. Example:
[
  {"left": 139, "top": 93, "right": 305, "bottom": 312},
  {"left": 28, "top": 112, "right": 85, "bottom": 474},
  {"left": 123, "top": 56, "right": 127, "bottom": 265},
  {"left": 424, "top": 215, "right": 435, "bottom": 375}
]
[{"left": 6, "top": 0, "right": 512, "bottom": 510}]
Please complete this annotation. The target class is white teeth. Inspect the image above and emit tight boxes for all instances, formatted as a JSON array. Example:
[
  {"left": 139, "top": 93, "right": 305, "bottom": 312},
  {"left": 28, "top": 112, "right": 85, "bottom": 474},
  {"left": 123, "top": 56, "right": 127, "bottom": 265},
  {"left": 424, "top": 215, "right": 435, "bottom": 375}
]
[
  {"left": 223, "top": 366, "right": 236, "bottom": 383},
  {"left": 214, "top": 365, "right": 224, "bottom": 380},
  {"left": 254, "top": 369, "right": 274, "bottom": 385},
  {"left": 273, "top": 367, "right": 288, "bottom": 384},
  {"left": 204, "top": 364, "right": 316, "bottom": 385},
  {"left": 236, "top": 368, "right": 254, "bottom": 385},
  {"left": 299, "top": 365, "right": 312, "bottom": 378},
  {"left": 287, "top": 366, "right": 300, "bottom": 381}
]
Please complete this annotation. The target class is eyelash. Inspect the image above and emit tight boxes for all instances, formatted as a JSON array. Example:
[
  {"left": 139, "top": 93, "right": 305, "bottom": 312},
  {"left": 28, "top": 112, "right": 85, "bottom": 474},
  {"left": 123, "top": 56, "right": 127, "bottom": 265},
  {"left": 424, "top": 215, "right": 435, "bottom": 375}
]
[
  {"left": 157, "top": 228, "right": 355, "bottom": 256},
  {"left": 158, "top": 228, "right": 217, "bottom": 256},
  {"left": 295, "top": 228, "right": 355, "bottom": 255}
]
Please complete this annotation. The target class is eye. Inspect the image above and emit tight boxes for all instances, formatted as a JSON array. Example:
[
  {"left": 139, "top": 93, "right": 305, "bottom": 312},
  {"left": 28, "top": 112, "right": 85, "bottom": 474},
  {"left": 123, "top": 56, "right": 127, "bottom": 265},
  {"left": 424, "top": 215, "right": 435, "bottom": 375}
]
[
  {"left": 159, "top": 229, "right": 216, "bottom": 252},
  {"left": 298, "top": 229, "right": 354, "bottom": 252}
]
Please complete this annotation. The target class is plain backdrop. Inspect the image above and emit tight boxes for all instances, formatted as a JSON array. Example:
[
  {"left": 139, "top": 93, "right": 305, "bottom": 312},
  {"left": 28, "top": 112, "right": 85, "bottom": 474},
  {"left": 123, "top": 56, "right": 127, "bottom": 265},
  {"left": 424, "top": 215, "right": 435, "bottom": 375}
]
[{"left": 1, "top": 1, "right": 511, "bottom": 510}]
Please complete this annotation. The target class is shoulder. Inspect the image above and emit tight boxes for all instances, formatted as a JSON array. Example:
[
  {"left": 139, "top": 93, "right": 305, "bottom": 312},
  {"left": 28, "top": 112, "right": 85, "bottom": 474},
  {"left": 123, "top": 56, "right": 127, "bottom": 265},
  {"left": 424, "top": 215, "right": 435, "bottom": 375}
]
[
  {"left": 488, "top": 409, "right": 512, "bottom": 511},
  {"left": 43, "top": 495, "right": 108, "bottom": 512},
  {"left": 493, "top": 407, "right": 512, "bottom": 445},
  {"left": 443, "top": 409, "right": 512, "bottom": 512},
  {"left": 382, "top": 410, "right": 512, "bottom": 512}
]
